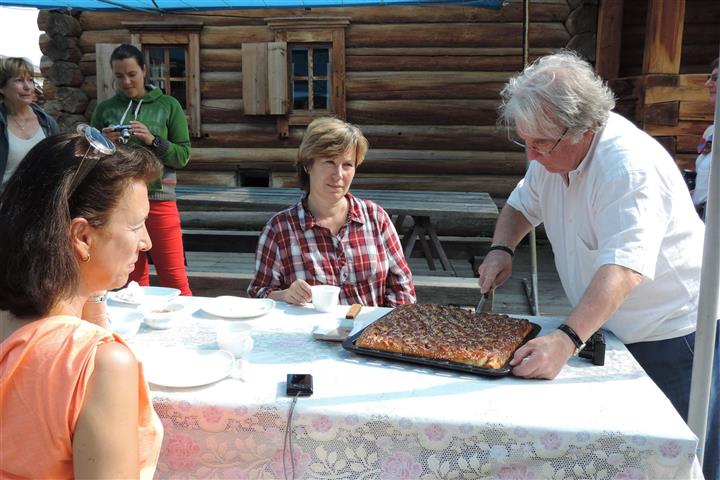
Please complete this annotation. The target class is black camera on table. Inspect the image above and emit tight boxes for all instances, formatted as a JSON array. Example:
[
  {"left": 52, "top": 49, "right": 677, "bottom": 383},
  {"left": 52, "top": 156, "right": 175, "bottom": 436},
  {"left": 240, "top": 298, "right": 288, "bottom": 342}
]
[
  {"left": 578, "top": 331, "right": 606, "bottom": 366},
  {"left": 110, "top": 124, "right": 132, "bottom": 144}
]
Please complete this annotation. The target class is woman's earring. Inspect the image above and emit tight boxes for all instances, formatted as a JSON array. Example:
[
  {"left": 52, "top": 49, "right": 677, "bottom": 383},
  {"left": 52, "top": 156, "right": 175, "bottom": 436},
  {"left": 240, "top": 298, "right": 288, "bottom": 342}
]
[{"left": 82, "top": 253, "right": 91, "bottom": 263}]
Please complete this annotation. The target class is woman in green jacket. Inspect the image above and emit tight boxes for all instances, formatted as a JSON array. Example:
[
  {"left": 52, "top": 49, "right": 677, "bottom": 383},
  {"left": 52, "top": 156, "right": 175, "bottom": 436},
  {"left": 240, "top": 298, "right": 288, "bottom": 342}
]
[{"left": 91, "top": 44, "right": 191, "bottom": 295}]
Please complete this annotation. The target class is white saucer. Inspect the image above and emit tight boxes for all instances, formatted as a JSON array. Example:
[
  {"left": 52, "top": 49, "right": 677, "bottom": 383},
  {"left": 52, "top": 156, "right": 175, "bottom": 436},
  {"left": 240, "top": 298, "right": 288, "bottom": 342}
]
[
  {"left": 139, "top": 348, "right": 235, "bottom": 388},
  {"left": 202, "top": 296, "right": 275, "bottom": 319},
  {"left": 108, "top": 286, "right": 181, "bottom": 306}
]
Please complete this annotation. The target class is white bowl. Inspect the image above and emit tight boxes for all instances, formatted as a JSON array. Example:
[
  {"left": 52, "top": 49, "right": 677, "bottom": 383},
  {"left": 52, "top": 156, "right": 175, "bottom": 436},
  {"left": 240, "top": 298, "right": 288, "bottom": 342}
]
[
  {"left": 139, "top": 301, "right": 184, "bottom": 330},
  {"left": 216, "top": 322, "right": 254, "bottom": 358},
  {"left": 311, "top": 285, "right": 341, "bottom": 312},
  {"left": 108, "top": 307, "right": 143, "bottom": 339}
]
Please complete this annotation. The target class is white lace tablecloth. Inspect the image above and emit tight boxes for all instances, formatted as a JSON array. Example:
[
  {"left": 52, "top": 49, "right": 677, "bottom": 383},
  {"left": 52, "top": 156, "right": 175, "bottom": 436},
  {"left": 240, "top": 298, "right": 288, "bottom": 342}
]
[{"left": 122, "top": 298, "right": 702, "bottom": 480}]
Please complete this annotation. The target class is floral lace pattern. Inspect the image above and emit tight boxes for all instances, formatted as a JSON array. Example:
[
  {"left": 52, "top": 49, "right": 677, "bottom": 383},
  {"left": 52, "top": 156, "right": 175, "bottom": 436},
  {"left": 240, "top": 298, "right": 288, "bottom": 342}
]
[{"left": 123, "top": 300, "right": 701, "bottom": 480}]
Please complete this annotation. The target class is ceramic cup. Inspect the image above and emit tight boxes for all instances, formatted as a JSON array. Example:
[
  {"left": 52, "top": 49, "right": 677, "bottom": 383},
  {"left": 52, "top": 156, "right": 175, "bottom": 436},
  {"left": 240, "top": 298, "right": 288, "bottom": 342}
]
[
  {"left": 216, "top": 322, "right": 254, "bottom": 358},
  {"left": 311, "top": 285, "right": 341, "bottom": 312}
]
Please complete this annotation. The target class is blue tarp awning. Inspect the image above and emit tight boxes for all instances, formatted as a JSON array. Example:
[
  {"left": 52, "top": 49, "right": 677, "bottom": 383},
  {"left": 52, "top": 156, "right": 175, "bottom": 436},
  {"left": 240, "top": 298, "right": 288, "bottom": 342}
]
[{"left": 0, "top": 0, "right": 503, "bottom": 12}]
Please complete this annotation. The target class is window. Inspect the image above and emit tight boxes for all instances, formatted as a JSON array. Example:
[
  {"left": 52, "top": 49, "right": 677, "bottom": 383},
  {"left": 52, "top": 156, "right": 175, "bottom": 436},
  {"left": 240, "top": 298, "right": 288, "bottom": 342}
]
[
  {"left": 122, "top": 21, "right": 203, "bottom": 137},
  {"left": 248, "top": 16, "right": 350, "bottom": 135},
  {"left": 290, "top": 45, "right": 331, "bottom": 112},
  {"left": 146, "top": 45, "right": 188, "bottom": 109}
]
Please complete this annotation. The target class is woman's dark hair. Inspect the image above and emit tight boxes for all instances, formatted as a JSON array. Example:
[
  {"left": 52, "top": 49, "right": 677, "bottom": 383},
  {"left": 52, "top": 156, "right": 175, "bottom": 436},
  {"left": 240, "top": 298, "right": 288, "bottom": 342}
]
[
  {"left": 712, "top": 58, "right": 719, "bottom": 70},
  {"left": 0, "top": 133, "right": 161, "bottom": 317},
  {"left": 110, "top": 43, "right": 146, "bottom": 69}
]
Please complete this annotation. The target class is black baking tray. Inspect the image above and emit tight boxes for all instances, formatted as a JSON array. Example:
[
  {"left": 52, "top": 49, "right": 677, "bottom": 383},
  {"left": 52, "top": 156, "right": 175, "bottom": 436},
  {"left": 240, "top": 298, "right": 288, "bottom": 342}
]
[{"left": 342, "top": 320, "right": 541, "bottom": 377}]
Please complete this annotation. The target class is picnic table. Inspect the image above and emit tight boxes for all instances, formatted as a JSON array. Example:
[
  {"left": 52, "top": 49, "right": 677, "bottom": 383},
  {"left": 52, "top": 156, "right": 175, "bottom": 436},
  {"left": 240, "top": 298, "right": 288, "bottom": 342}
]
[{"left": 175, "top": 186, "right": 498, "bottom": 275}]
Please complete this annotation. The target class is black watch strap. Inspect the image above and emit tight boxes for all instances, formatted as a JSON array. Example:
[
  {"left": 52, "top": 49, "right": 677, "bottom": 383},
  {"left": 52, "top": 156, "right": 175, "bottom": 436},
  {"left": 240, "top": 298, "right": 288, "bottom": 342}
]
[
  {"left": 558, "top": 324, "right": 585, "bottom": 355},
  {"left": 488, "top": 244, "right": 514, "bottom": 257}
]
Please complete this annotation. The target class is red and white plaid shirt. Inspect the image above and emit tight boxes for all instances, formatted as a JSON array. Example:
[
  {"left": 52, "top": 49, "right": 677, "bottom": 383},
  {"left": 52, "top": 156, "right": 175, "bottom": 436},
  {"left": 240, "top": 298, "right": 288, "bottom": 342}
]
[{"left": 247, "top": 193, "right": 416, "bottom": 307}]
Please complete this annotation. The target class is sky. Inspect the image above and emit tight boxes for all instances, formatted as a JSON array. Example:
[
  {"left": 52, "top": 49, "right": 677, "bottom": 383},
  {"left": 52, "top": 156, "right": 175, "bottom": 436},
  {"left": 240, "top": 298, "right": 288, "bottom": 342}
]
[{"left": 0, "top": 6, "right": 43, "bottom": 67}]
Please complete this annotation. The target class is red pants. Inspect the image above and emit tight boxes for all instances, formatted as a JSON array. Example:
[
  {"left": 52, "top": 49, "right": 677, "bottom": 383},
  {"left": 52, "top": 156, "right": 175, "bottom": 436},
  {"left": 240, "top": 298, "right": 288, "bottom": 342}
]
[{"left": 129, "top": 200, "right": 192, "bottom": 295}]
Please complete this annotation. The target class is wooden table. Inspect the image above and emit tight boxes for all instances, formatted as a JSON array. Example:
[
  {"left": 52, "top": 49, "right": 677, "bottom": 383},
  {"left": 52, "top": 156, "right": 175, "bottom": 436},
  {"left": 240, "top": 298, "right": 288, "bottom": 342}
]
[{"left": 175, "top": 186, "right": 498, "bottom": 275}]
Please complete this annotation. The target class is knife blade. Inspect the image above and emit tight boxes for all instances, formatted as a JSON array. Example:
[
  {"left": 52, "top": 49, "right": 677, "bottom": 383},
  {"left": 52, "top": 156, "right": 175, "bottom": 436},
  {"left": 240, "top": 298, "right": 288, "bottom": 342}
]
[{"left": 475, "top": 291, "right": 490, "bottom": 314}]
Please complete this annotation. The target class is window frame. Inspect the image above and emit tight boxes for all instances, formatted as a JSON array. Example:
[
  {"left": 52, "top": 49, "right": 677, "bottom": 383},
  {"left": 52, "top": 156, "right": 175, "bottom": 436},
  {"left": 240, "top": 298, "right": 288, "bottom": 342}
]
[
  {"left": 289, "top": 44, "right": 332, "bottom": 114},
  {"left": 266, "top": 16, "right": 350, "bottom": 131},
  {"left": 123, "top": 21, "right": 203, "bottom": 138}
]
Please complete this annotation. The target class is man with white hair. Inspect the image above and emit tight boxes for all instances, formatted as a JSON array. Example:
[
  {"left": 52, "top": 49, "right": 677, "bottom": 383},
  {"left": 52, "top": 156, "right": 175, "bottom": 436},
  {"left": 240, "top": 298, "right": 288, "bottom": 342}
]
[{"left": 477, "top": 50, "right": 718, "bottom": 479}]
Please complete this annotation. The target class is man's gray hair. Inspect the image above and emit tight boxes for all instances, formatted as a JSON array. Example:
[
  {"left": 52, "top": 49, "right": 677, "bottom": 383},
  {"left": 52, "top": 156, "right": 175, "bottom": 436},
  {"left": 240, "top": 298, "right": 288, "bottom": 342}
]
[{"left": 498, "top": 50, "right": 616, "bottom": 143}]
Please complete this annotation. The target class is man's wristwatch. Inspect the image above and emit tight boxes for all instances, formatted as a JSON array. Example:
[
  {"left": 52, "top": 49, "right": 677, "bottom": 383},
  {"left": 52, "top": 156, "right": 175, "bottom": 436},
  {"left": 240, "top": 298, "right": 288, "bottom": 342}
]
[
  {"left": 557, "top": 324, "right": 585, "bottom": 356},
  {"left": 151, "top": 135, "right": 162, "bottom": 149}
]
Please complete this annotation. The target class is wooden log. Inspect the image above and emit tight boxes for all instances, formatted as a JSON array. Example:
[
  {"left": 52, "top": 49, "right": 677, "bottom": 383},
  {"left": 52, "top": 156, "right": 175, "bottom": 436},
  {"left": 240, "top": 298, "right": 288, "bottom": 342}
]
[
  {"left": 346, "top": 71, "right": 507, "bottom": 100},
  {"left": 608, "top": 76, "right": 644, "bottom": 99},
  {"left": 677, "top": 134, "right": 703, "bottom": 154},
  {"left": 201, "top": 26, "right": 274, "bottom": 48},
  {"left": 39, "top": 33, "right": 50, "bottom": 56},
  {"left": 201, "top": 99, "right": 245, "bottom": 122},
  {"left": 39, "top": 55, "right": 53, "bottom": 78},
  {"left": 346, "top": 23, "right": 568, "bottom": 49},
  {"left": 643, "top": 101, "right": 679, "bottom": 126},
  {"left": 80, "top": 53, "right": 96, "bottom": 75},
  {"left": 42, "top": 78, "right": 58, "bottom": 100},
  {"left": 355, "top": 125, "right": 514, "bottom": 151},
  {"left": 197, "top": 123, "right": 302, "bottom": 148},
  {"left": 200, "top": 71, "right": 243, "bottom": 99},
  {"left": 679, "top": 101, "right": 713, "bottom": 121},
  {"left": 644, "top": 120, "right": 708, "bottom": 136},
  {"left": 49, "top": 61, "right": 84, "bottom": 87},
  {"left": 44, "top": 35, "right": 83, "bottom": 63},
  {"left": 177, "top": 171, "right": 237, "bottom": 186},
  {"left": 347, "top": 99, "right": 498, "bottom": 125},
  {"left": 80, "top": 30, "right": 129, "bottom": 53},
  {"left": 200, "top": 48, "right": 243, "bottom": 71},
  {"left": 645, "top": 74, "right": 710, "bottom": 104},
  {"left": 654, "top": 136, "right": 676, "bottom": 155},
  {"left": 56, "top": 87, "right": 89, "bottom": 114},
  {"left": 271, "top": 171, "right": 521, "bottom": 197},
  {"left": 81, "top": 76, "right": 97, "bottom": 99},
  {"left": 46, "top": 11, "right": 82, "bottom": 37},
  {"left": 37, "top": 9, "right": 49, "bottom": 31},
  {"left": 347, "top": 54, "right": 522, "bottom": 72}
]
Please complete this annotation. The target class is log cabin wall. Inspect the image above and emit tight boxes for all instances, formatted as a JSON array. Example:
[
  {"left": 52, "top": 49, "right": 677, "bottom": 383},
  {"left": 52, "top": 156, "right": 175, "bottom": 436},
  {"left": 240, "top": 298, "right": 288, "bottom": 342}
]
[
  {"left": 36, "top": 0, "right": 593, "bottom": 204},
  {"left": 605, "top": 0, "right": 719, "bottom": 171}
]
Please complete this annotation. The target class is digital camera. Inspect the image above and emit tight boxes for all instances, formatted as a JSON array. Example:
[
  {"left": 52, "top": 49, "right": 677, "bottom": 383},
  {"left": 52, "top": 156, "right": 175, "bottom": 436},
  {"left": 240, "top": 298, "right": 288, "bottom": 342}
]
[{"left": 110, "top": 124, "right": 132, "bottom": 144}]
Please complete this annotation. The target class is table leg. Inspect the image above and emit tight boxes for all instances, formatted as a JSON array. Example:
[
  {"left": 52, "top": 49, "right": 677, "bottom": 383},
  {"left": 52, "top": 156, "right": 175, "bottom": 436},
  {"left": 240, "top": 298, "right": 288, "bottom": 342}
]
[
  {"left": 402, "top": 222, "right": 420, "bottom": 259},
  {"left": 415, "top": 220, "right": 436, "bottom": 271},
  {"left": 420, "top": 217, "right": 456, "bottom": 275}
]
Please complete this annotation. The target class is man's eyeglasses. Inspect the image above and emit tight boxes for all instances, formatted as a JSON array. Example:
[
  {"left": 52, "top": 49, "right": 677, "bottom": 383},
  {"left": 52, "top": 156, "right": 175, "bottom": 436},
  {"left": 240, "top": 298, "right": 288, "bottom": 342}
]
[
  {"left": 510, "top": 127, "right": 569, "bottom": 156},
  {"left": 68, "top": 124, "right": 116, "bottom": 194}
]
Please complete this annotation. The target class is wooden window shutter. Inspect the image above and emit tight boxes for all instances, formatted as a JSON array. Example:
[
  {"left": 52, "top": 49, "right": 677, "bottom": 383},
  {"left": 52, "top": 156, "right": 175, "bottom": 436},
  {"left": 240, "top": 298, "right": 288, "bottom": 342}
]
[
  {"left": 242, "top": 42, "right": 288, "bottom": 115},
  {"left": 95, "top": 43, "right": 120, "bottom": 104}
]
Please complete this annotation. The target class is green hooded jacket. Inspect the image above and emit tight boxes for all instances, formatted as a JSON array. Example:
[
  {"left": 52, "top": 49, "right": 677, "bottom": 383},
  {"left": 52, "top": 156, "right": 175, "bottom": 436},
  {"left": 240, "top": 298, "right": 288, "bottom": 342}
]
[{"left": 90, "top": 85, "right": 191, "bottom": 201}]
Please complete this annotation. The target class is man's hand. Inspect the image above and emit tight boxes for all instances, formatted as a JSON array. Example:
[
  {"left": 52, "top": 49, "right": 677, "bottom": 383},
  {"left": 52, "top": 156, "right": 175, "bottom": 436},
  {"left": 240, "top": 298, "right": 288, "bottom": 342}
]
[
  {"left": 278, "top": 279, "right": 312, "bottom": 305},
  {"left": 477, "top": 250, "right": 514, "bottom": 294},
  {"left": 509, "top": 330, "right": 576, "bottom": 379}
]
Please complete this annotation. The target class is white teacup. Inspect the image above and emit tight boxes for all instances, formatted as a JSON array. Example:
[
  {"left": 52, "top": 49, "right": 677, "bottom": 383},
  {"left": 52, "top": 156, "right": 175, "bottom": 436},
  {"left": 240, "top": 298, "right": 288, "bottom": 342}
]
[
  {"left": 311, "top": 285, "right": 341, "bottom": 312},
  {"left": 216, "top": 322, "right": 254, "bottom": 358}
]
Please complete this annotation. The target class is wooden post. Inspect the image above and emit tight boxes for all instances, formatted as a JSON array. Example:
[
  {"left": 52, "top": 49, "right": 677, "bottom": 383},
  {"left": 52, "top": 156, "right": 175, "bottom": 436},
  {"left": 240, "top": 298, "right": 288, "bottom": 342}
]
[
  {"left": 642, "top": 0, "right": 686, "bottom": 74},
  {"left": 595, "top": 0, "right": 624, "bottom": 80}
]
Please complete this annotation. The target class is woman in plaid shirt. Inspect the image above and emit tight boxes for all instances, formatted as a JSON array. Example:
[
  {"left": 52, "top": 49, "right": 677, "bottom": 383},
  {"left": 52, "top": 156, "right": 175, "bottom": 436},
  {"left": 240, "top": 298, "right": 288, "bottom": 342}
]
[{"left": 247, "top": 117, "right": 416, "bottom": 307}]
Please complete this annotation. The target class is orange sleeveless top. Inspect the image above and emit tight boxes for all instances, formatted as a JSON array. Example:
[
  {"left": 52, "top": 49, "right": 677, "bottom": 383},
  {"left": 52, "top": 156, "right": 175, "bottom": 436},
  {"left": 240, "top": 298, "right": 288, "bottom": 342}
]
[{"left": 0, "top": 315, "right": 162, "bottom": 479}]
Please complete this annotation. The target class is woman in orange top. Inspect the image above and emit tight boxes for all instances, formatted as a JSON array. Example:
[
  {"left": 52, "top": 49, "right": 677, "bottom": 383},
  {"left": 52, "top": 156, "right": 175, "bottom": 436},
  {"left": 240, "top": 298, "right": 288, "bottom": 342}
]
[{"left": 0, "top": 127, "right": 163, "bottom": 479}]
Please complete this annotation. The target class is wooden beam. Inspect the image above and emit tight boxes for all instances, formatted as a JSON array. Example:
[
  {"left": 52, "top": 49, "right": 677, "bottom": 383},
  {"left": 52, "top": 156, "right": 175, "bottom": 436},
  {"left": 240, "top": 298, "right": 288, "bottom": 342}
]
[
  {"left": 595, "top": 0, "right": 624, "bottom": 80},
  {"left": 642, "top": 0, "right": 686, "bottom": 74}
]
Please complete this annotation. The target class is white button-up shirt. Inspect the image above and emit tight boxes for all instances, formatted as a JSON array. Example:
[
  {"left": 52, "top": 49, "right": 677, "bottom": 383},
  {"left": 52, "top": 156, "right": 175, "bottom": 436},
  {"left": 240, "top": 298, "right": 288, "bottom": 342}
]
[{"left": 508, "top": 112, "right": 705, "bottom": 344}]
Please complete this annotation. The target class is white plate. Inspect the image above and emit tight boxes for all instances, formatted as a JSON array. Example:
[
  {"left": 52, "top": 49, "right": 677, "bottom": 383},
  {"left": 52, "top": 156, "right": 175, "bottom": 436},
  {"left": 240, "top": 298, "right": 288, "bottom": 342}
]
[
  {"left": 108, "top": 286, "right": 181, "bottom": 306},
  {"left": 202, "top": 296, "right": 275, "bottom": 319},
  {"left": 139, "top": 348, "right": 235, "bottom": 388}
]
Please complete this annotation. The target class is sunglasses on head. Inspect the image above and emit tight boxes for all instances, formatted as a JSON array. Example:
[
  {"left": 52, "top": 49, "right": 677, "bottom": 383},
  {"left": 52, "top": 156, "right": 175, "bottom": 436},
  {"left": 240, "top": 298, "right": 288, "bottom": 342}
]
[{"left": 68, "top": 124, "right": 116, "bottom": 195}]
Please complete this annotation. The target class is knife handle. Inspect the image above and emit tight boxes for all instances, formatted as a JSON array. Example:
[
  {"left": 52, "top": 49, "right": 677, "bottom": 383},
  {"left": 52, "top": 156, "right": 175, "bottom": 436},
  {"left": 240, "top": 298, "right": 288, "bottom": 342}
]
[{"left": 346, "top": 303, "right": 362, "bottom": 319}]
